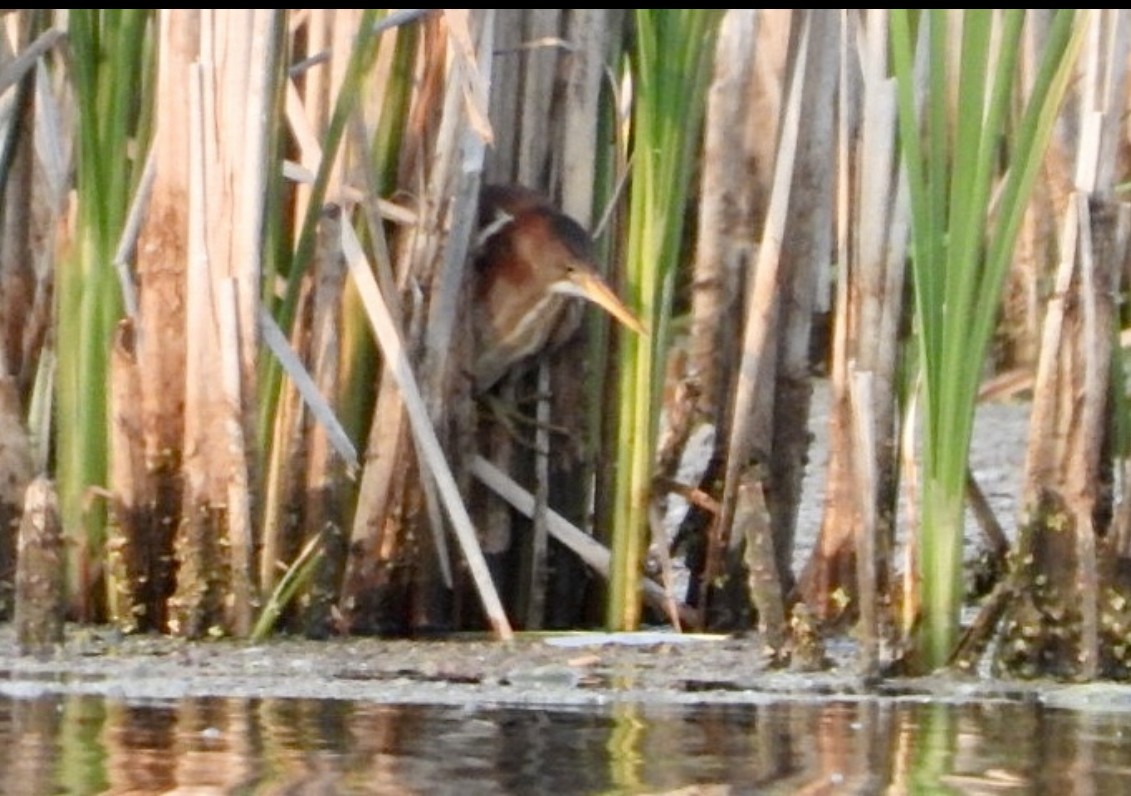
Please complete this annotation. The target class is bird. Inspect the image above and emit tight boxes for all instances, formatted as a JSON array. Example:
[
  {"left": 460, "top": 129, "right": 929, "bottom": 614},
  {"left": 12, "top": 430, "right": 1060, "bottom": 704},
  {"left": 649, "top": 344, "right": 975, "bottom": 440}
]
[{"left": 470, "top": 183, "right": 646, "bottom": 392}]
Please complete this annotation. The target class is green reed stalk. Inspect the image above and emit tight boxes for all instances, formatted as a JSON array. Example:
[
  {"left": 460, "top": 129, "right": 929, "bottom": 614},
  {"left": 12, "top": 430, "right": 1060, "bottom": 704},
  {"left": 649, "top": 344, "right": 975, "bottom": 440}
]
[
  {"left": 890, "top": 9, "right": 1082, "bottom": 669},
  {"left": 58, "top": 10, "right": 152, "bottom": 615},
  {"left": 607, "top": 10, "right": 721, "bottom": 630}
]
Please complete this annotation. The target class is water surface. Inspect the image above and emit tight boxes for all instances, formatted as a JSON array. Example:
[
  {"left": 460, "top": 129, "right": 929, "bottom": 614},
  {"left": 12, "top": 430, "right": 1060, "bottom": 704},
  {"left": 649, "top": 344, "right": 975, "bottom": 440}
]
[{"left": 3, "top": 690, "right": 1131, "bottom": 794}]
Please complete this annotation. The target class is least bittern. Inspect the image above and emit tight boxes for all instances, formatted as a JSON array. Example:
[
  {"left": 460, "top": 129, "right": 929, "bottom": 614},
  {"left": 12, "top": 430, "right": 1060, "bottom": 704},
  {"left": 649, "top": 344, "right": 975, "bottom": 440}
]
[{"left": 471, "top": 183, "right": 645, "bottom": 392}]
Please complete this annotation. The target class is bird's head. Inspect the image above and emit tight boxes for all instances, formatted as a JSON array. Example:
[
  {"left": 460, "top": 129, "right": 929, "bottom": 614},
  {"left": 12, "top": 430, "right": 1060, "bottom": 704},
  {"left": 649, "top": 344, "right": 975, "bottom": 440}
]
[
  {"left": 470, "top": 183, "right": 646, "bottom": 391},
  {"left": 476, "top": 185, "right": 646, "bottom": 336}
]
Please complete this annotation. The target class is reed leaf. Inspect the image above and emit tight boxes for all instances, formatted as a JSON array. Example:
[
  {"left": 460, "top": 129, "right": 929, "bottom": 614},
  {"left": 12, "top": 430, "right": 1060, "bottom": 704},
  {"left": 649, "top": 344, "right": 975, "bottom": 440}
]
[
  {"left": 890, "top": 9, "right": 1084, "bottom": 669},
  {"left": 58, "top": 9, "right": 152, "bottom": 617},
  {"left": 251, "top": 529, "right": 325, "bottom": 642},
  {"left": 607, "top": 10, "right": 721, "bottom": 630}
]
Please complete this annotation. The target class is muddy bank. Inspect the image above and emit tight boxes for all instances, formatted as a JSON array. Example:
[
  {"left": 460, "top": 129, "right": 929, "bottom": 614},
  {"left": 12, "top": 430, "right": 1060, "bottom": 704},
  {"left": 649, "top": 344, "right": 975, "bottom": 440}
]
[
  {"left": 0, "top": 624, "right": 1067, "bottom": 708},
  {"left": 4, "top": 624, "right": 1130, "bottom": 714}
]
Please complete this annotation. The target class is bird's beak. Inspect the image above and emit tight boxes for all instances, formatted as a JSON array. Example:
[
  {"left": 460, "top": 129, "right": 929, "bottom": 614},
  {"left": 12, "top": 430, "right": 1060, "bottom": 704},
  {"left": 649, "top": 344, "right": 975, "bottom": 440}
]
[{"left": 556, "top": 270, "right": 647, "bottom": 336}]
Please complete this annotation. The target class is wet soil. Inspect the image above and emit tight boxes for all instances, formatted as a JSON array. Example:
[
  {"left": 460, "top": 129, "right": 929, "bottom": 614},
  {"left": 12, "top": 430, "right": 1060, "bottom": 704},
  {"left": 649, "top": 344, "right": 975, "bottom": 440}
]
[
  {"left": 0, "top": 382, "right": 1062, "bottom": 709},
  {"left": 0, "top": 625, "right": 1067, "bottom": 708}
]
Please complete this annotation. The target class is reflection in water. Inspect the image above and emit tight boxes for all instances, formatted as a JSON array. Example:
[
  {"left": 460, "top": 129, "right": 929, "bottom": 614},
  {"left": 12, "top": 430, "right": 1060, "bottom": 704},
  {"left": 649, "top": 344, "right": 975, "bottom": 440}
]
[{"left": 1, "top": 692, "right": 1131, "bottom": 793}]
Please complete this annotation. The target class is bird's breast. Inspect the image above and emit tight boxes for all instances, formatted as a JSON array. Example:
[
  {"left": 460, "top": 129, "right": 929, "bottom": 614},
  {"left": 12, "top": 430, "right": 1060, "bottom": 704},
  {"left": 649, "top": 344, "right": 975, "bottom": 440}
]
[{"left": 473, "top": 285, "right": 570, "bottom": 391}]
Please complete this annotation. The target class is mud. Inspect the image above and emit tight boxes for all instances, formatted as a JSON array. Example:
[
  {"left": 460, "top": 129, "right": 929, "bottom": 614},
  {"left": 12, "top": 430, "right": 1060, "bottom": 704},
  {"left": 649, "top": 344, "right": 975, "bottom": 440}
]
[{"left": 0, "top": 625, "right": 1070, "bottom": 708}]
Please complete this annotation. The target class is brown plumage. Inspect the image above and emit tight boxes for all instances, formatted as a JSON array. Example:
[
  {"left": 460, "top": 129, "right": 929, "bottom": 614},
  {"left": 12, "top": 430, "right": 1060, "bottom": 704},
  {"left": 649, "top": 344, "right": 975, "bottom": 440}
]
[{"left": 470, "top": 184, "right": 645, "bottom": 391}]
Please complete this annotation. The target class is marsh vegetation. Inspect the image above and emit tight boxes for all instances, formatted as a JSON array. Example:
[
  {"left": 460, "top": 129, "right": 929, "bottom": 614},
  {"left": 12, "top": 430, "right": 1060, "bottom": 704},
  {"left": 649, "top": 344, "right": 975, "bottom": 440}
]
[{"left": 0, "top": 10, "right": 1128, "bottom": 680}]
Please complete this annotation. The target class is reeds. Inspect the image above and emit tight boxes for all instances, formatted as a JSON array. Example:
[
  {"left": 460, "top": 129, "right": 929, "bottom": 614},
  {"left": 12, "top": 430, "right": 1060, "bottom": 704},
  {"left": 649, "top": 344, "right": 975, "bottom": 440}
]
[
  {"left": 606, "top": 9, "right": 722, "bottom": 630},
  {"left": 3, "top": 9, "right": 1131, "bottom": 683},
  {"left": 60, "top": 10, "right": 152, "bottom": 619},
  {"left": 891, "top": 9, "right": 1083, "bottom": 668}
]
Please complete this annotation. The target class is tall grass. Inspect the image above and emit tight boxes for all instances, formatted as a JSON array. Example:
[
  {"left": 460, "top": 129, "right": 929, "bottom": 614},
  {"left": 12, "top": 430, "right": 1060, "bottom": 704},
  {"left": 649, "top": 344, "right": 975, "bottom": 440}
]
[
  {"left": 607, "top": 9, "right": 722, "bottom": 630},
  {"left": 890, "top": 9, "right": 1083, "bottom": 669},
  {"left": 60, "top": 10, "right": 153, "bottom": 617}
]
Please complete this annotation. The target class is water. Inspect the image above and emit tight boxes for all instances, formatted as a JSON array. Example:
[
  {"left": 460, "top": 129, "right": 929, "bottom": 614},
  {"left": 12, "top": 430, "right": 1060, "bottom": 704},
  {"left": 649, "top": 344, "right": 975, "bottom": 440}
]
[{"left": 3, "top": 691, "right": 1131, "bottom": 794}]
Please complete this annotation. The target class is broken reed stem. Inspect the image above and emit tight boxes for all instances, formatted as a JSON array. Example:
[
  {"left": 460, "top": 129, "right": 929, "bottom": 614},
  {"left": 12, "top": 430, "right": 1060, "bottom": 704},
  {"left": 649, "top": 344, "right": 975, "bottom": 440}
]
[
  {"left": 849, "top": 367, "right": 878, "bottom": 676},
  {"left": 173, "top": 60, "right": 219, "bottom": 637},
  {"left": 106, "top": 319, "right": 150, "bottom": 631},
  {"left": 714, "top": 11, "right": 809, "bottom": 590},
  {"left": 1074, "top": 195, "right": 1100, "bottom": 680},
  {"left": 15, "top": 476, "right": 65, "bottom": 656},
  {"left": 218, "top": 278, "right": 254, "bottom": 637},
  {"left": 737, "top": 473, "right": 785, "bottom": 652}
]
